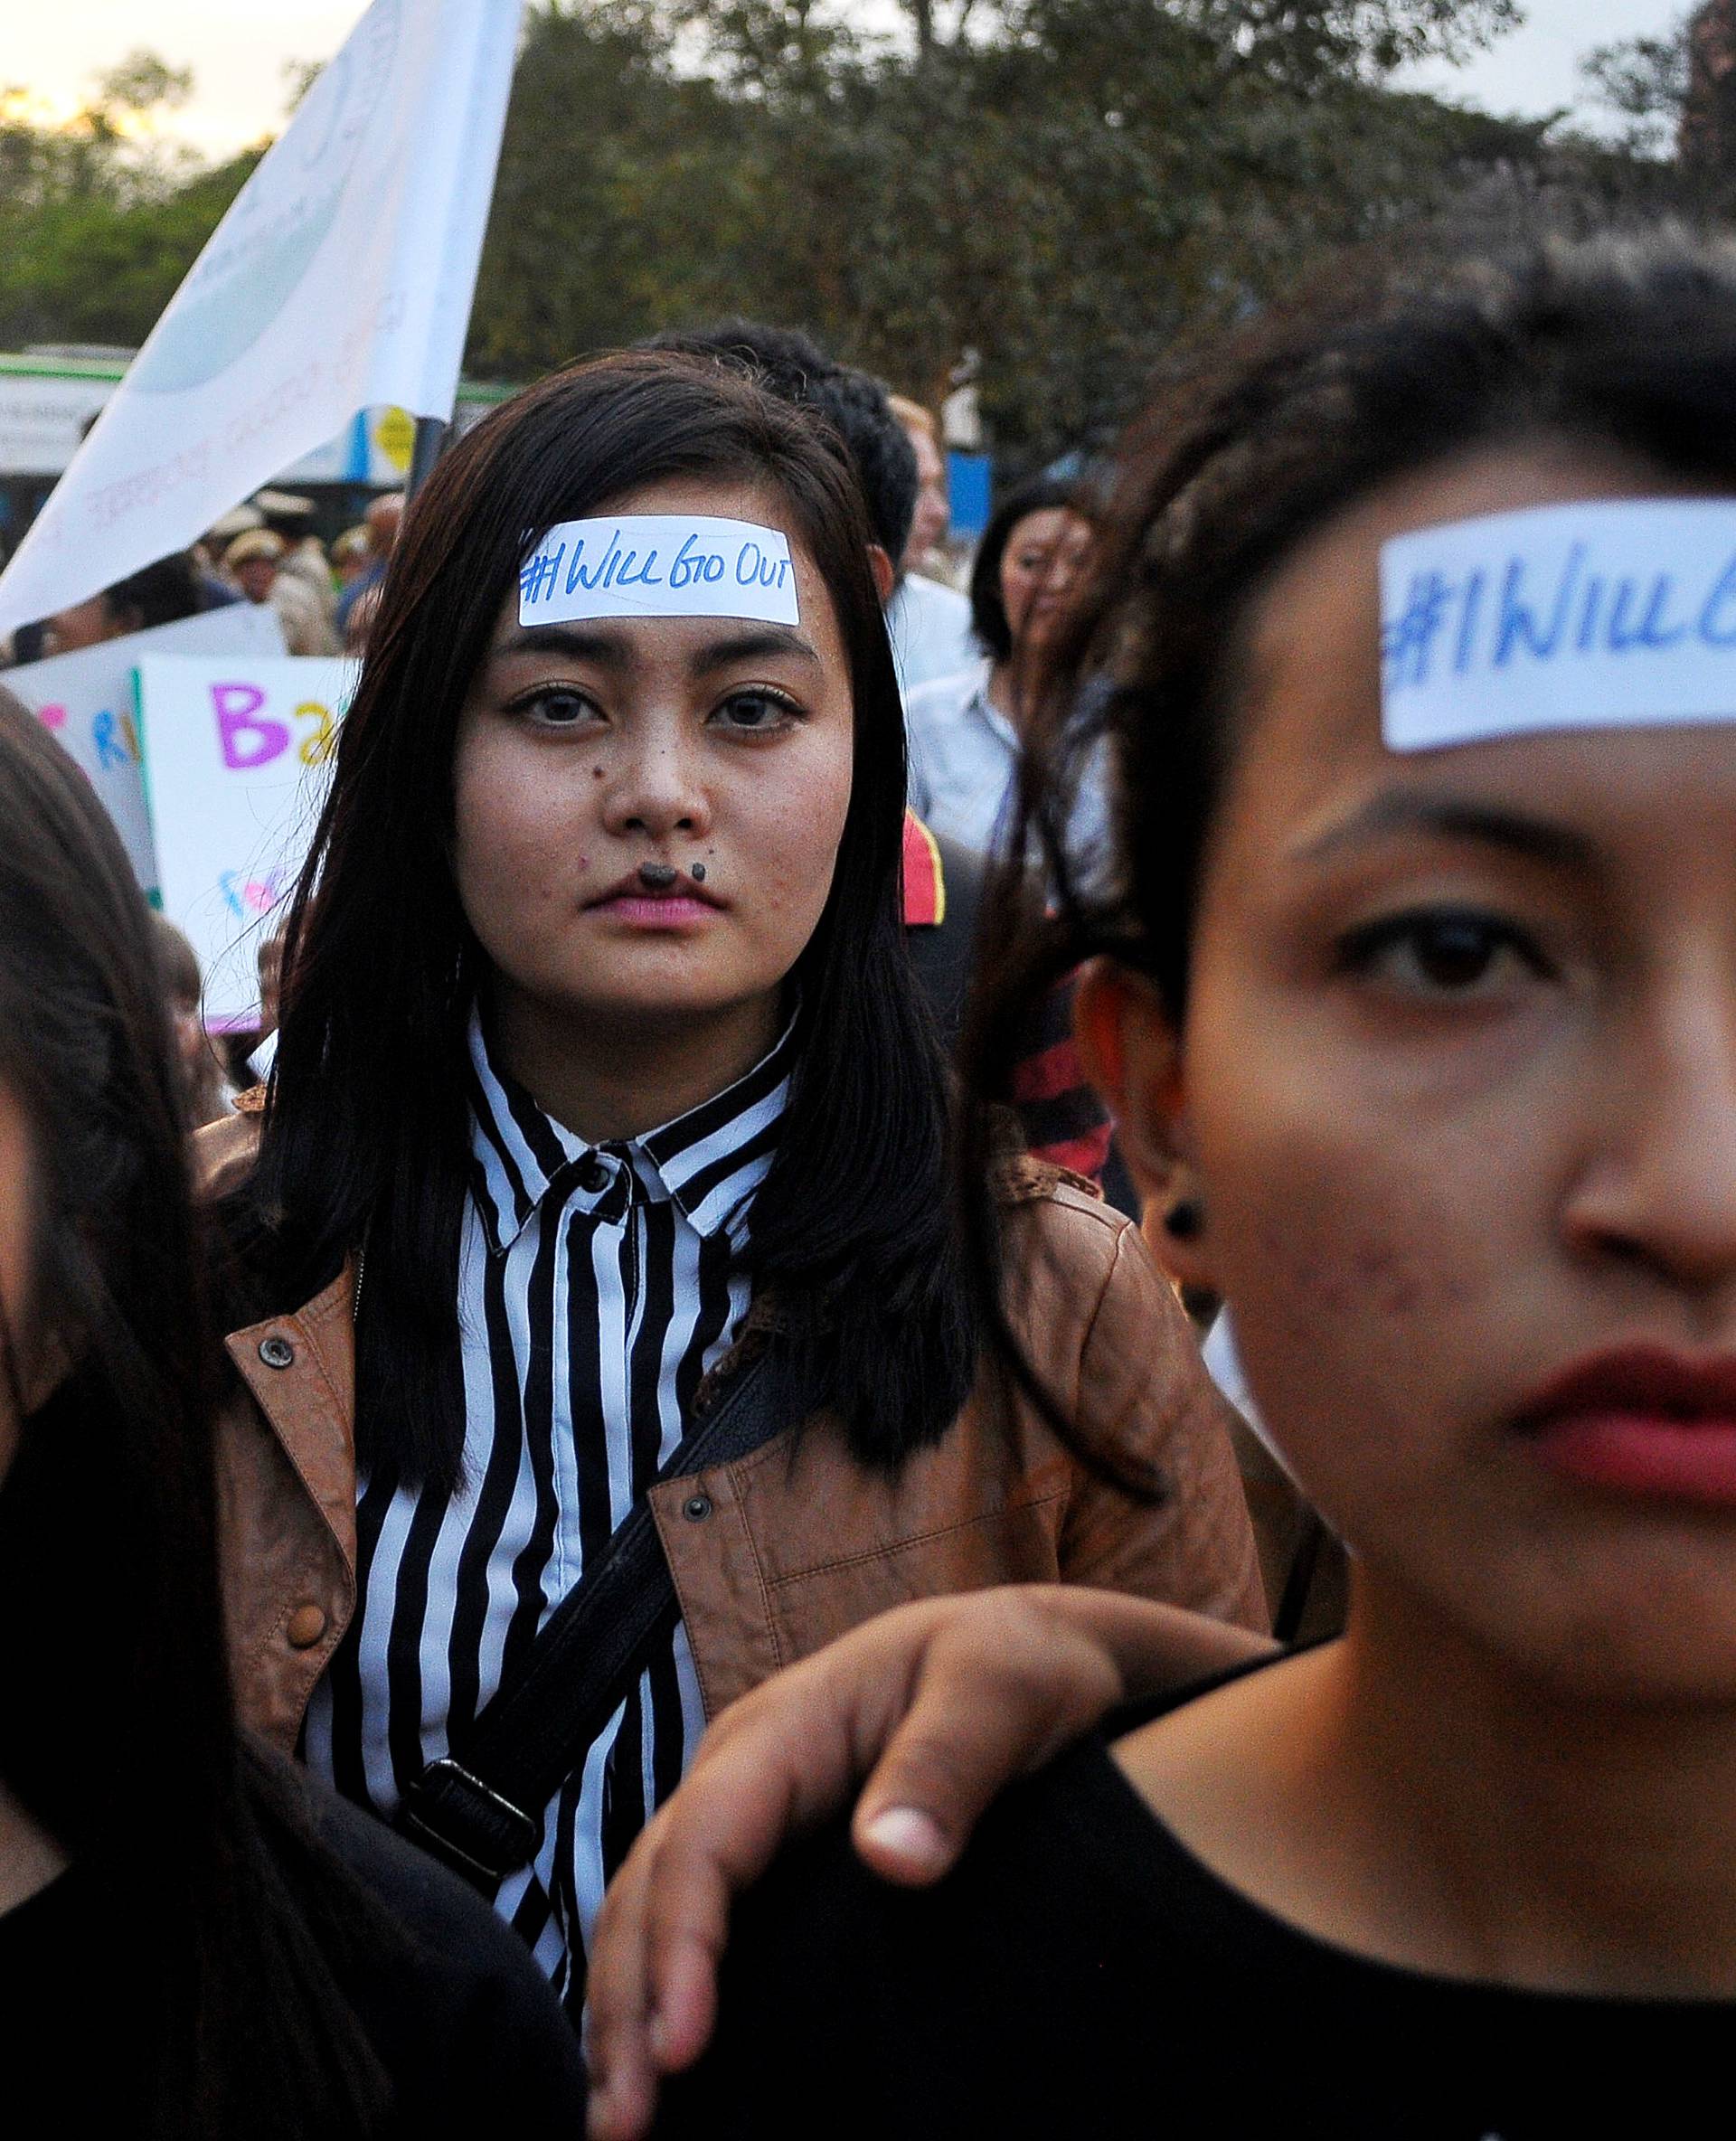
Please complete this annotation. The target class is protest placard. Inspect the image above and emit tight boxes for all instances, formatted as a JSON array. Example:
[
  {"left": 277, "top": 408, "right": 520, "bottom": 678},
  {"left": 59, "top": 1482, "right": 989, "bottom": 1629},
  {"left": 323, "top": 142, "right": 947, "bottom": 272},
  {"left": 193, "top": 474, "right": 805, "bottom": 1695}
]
[
  {"left": 5, "top": 603, "right": 288, "bottom": 891},
  {"left": 137, "top": 654, "right": 356, "bottom": 1028}
]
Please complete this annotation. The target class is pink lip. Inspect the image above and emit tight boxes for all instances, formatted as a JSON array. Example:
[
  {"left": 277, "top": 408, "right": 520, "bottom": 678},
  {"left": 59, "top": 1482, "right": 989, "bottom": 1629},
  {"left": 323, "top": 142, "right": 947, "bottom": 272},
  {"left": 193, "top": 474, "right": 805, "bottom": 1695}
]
[
  {"left": 588, "top": 893, "right": 718, "bottom": 928},
  {"left": 1515, "top": 1345, "right": 1736, "bottom": 1506}
]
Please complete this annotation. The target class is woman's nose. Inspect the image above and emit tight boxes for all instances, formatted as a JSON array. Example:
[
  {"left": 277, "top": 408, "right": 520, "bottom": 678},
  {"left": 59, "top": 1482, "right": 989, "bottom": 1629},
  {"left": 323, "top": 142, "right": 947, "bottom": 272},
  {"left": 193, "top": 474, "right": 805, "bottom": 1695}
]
[
  {"left": 599, "top": 737, "right": 712, "bottom": 841},
  {"left": 1561, "top": 967, "right": 1736, "bottom": 1301}
]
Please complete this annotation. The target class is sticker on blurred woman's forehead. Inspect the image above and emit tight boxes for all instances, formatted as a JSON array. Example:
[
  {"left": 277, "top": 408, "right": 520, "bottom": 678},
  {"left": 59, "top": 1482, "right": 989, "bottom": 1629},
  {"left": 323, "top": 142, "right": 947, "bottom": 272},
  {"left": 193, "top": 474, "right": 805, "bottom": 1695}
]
[
  {"left": 518, "top": 515, "right": 800, "bottom": 628},
  {"left": 1380, "top": 500, "right": 1736, "bottom": 751}
]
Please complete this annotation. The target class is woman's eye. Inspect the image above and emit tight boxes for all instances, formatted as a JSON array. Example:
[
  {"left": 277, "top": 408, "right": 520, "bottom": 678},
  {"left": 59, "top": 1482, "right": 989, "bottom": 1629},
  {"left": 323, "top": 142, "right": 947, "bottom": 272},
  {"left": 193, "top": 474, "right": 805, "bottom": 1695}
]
[
  {"left": 712, "top": 690, "right": 797, "bottom": 733},
  {"left": 519, "top": 687, "right": 597, "bottom": 728},
  {"left": 1339, "top": 910, "right": 1549, "bottom": 1000}
]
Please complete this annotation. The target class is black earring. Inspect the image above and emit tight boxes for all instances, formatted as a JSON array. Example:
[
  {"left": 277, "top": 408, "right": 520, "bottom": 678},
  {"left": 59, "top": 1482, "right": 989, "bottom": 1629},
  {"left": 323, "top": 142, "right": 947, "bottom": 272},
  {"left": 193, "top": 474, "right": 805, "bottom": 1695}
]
[{"left": 1163, "top": 1198, "right": 1203, "bottom": 1241}]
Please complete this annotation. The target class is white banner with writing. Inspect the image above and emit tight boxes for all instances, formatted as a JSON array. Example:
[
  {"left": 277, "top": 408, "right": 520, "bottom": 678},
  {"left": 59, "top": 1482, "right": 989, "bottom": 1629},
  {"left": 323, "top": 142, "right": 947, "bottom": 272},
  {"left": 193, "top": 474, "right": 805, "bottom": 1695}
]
[
  {"left": 0, "top": 0, "right": 524, "bottom": 638},
  {"left": 137, "top": 654, "right": 356, "bottom": 1028},
  {"left": 5, "top": 603, "right": 288, "bottom": 891}
]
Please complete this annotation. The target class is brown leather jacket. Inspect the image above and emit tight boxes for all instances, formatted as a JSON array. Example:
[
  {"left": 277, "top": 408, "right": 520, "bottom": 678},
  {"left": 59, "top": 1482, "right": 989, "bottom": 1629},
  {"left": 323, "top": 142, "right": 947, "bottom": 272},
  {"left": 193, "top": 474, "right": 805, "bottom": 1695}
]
[{"left": 198, "top": 1114, "right": 1265, "bottom": 1753}]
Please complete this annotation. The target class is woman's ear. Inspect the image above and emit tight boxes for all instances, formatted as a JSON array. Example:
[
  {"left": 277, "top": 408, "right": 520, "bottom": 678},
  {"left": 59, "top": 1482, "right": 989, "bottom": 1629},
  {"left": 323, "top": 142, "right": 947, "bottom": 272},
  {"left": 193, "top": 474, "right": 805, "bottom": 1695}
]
[
  {"left": 1073, "top": 958, "right": 1214, "bottom": 1288},
  {"left": 867, "top": 545, "right": 897, "bottom": 605}
]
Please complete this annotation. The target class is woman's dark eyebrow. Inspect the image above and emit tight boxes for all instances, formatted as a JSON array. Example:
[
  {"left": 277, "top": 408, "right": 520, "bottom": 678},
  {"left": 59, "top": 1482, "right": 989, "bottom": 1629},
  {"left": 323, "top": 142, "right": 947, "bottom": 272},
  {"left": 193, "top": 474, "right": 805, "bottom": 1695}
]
[
  {"left": 1300, "top": 792, "right": 1597, "bottom": 872},
  {"left": 689, "top": 627, "right": 823, "bottom": 674},
  {"left": 488, "top": 623, "right": 627, "bottom": 666}
]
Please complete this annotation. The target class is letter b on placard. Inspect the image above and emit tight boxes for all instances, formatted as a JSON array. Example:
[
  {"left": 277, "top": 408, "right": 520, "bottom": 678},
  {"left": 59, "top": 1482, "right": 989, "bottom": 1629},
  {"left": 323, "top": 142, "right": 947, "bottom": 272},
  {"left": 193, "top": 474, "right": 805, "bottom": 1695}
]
[{"left": 212, "top": 682, "right": 291, "bottom": 770}]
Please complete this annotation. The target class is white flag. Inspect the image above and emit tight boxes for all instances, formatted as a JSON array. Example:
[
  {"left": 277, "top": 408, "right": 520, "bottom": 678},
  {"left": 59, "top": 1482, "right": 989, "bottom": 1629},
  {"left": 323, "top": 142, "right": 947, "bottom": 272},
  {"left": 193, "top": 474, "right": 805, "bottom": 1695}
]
[{"left": 0, "top": 0, "right": 524, "bottom": 638}]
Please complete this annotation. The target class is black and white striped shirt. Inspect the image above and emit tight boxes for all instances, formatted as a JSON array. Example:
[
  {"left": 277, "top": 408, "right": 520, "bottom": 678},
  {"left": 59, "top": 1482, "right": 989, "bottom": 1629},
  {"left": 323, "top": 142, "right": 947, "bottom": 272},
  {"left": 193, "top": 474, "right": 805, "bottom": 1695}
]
[{"left": 303, "top": 1009, "right": 795, "bottom": 2013}]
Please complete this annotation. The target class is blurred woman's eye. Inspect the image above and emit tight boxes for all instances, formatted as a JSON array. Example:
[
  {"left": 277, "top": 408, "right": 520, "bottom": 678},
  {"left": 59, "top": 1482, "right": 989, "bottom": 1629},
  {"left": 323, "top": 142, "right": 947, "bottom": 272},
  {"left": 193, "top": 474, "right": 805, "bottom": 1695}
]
[
  {"left": 1336, "top": 908, "right": 1552, "bottom": 1000},
  {"left": 710, "top": 689, "right": 801, "bottom": 734},
  {"left": 515, "top": 686, "right": 598, "bottom": 728}
]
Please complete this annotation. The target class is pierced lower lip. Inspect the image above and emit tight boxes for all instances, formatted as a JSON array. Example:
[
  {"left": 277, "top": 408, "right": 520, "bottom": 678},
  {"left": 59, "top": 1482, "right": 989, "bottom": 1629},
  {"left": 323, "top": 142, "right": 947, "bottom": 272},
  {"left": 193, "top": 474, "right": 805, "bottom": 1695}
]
[
  {"left": 1527, "top": 1410, "right": 1736, "bottom": 1505},
  {"left": 588, "top": 893, "right": 718, "bottom": 926}
]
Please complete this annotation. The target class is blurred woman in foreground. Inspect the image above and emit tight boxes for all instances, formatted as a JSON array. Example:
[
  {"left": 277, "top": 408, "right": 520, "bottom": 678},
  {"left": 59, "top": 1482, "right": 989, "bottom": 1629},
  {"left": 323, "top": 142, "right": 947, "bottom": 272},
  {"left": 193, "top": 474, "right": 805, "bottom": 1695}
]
[
  {"left": 0, "top": 693, "right": 587, "bottom": 2134},
  {"left": 609, "top": 231, "right": 1736, "bottom": 2136}
]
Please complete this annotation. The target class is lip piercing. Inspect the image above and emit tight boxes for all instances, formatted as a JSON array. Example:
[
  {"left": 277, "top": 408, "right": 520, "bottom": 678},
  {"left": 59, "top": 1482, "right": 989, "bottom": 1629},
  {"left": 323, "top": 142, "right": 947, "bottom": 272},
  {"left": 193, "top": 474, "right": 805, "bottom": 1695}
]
[
  {"left": 638, "top": 862, "right": 678, "bottom": 890},
  {"left": 692, "top": 864, "right": 707, "bottom": 882}
]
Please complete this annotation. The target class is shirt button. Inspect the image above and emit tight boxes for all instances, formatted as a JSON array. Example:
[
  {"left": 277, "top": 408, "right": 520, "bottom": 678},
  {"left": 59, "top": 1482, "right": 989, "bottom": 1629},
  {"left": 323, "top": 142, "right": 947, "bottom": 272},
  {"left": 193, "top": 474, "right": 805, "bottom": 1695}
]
[
  {"left": 286, "top": 1604, "right": 328, "bottom": 1648},
  {"left": 578, "top": 1155, "right": 610, "bottom": 1193},
  {"left": 259, "top": 1335, "right": 296, "bottom": 1370},
  {"left": 683, "top": 1493, "right": 713, "bottom": 1522}
]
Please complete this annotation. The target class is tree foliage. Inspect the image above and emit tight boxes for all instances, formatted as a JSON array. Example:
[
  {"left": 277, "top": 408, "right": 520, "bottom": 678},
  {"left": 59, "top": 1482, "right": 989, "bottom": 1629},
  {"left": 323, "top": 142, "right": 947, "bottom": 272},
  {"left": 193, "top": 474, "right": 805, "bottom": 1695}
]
[
  {"left": 0, "top": 61, "right": 254, "bottom": 351},
  {"left": 470, "top": 0, "right": 1537, "bottom": 457},
  {"left": 0, "top": 5, "right": 1702, "bottom": 466}
]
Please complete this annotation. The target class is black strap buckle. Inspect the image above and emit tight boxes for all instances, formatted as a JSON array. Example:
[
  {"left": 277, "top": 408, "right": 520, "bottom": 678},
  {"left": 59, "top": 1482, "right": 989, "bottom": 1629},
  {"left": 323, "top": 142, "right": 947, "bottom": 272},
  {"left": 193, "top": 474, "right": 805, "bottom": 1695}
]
[{"left": 395, "top": 1756, "right": 541, "bottom": 1890}]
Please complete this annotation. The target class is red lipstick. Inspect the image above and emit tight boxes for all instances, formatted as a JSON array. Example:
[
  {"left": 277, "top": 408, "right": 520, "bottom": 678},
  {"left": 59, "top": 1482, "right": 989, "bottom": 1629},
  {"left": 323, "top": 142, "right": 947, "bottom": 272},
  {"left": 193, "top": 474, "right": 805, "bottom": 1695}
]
[{"left": 1515, "top": 1345, "right": 1736, "bottom": 1506}]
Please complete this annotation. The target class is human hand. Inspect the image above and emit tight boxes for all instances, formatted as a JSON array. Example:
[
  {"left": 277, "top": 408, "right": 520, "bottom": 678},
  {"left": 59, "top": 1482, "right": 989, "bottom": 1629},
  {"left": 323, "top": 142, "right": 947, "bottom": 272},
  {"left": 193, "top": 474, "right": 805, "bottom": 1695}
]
[{"left": 584, "top": 1584, "right": 1271, "bottom": 2137}]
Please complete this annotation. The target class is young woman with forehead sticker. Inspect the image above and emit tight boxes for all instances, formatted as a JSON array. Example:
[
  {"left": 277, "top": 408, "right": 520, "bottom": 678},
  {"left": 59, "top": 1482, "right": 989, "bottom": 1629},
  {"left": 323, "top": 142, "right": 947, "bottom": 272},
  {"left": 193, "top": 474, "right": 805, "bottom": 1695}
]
[
  {"left": 203, "top": 353, "right": 1265, "bottom": 2023},
  {"left": 646, "top": 238, "right": 1736, "bottom": 2136}
]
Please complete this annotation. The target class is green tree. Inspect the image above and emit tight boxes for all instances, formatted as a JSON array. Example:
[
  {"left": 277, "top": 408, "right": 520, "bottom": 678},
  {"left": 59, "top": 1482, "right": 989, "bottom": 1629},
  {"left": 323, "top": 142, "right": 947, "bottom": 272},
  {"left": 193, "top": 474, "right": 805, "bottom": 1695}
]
[
  {"left": 0, "top": 54, "right": 254, "bottom": 351},
  {"left": 469, "top": 0, "right": 1541, "bottom": 459}
]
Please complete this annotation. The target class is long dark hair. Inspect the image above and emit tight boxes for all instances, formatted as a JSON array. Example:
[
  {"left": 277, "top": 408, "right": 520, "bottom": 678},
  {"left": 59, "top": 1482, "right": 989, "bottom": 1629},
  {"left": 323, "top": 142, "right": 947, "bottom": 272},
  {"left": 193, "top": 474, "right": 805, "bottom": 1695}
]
[
  {"left": 230, "top": 351, "right": 974, "bottom": 1489},
  {"left": 964, "top": 228, "right": 1736, "bottom": 1391},
  {"left": 0, "top": 691, "right": 393, "bottom": 2135},
  {"left": 967, "top": 475, "right": 1080, "bottom": 661}
]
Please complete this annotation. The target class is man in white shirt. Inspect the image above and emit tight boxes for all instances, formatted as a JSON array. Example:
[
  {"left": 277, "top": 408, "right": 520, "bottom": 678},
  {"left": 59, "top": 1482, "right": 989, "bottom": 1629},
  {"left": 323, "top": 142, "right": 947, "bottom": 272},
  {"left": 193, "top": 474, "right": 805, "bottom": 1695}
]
[{"left": 884, "top": 396, "right": 976, "bottom": 693}]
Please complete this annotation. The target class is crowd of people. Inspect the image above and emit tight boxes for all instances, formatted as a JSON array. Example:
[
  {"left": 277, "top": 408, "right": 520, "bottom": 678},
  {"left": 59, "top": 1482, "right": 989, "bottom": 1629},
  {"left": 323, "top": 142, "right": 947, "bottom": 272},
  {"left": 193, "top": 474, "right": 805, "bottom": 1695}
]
[
  {"left": 5, "top": 218, "right": 1736, "bottom": 2136},
  {"left": 0, "top": 482, "right": 405, "bottom": 668}
]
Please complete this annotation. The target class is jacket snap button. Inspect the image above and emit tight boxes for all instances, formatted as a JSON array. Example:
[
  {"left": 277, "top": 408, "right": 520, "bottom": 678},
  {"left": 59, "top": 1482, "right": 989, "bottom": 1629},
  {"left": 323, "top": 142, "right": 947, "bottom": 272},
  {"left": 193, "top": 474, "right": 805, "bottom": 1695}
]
[
  {"left": 259, "top": 1335, "right": 296, "bottom": 1370},
  {"left": 286, "top": 1604, "right": 327, "bottom": 1649},
  {"left": 683, "top": 1493, "right": 712, "bottom": 1522}
]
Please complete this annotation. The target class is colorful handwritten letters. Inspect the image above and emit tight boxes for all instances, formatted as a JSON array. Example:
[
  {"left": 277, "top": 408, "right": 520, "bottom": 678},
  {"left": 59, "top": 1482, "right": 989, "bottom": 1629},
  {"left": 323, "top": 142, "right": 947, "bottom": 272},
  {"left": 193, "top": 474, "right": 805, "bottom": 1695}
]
[
  {"left": 518, "top": 514, "right": 800, "bottom": 628},
  {"left": 5, "top": 602, "right": 286, "bottom": 890},
  {"left": 1381, "top": 501, "right": 1736, "bottom": 751},
  {"left": 137, "top": 655, "right": 354, "bottom": 1027}
]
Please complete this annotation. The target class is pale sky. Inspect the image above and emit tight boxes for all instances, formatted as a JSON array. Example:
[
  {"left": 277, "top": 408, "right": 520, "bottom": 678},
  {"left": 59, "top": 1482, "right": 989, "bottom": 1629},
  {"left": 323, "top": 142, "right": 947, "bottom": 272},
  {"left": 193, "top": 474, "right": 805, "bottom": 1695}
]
[{"left": 0, "top": 2, "right": 1696, "bottom": 160}]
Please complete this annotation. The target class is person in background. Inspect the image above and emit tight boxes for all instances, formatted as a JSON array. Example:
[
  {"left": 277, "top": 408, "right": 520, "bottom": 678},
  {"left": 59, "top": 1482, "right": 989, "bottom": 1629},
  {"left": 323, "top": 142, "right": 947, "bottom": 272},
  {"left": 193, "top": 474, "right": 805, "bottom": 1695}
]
[
  {"left": 333, "top": 492, "right": 405, "bottom": 645},
  {"left": 151, "top": 917, "right": 232, "bottom": 1128},
  {"left": 883, "top": 395, "right": 976, "bottom": 693},
  {"left": 38, "top": 552, "right": 203, "bottom": 657},
  {"left": 225, "top": 529, "right": 337, "bottom": 657},
  {"left": 905, "top": 475, "right": 1096, "bottom": 858},
  {"left": 333, "top": 526, "right": 374, "bottom": 590},
  {"left": 648, "top": 321, "right": 1126, "bottom": 1199},
  {"left": 257, "top": 490, "right": 339, "bottom": 626},
  {"left": 222, "top": 919, "right": 289, "bottom": 1094},
  {"left": 344, "top": 582, "right": 384, "bottom": 656},
  {"left": 280, "top": 533, "right": 338, "bottom": 625},
  {"left": 0, "top": 688, "right": 591, "bottom": 2135}
]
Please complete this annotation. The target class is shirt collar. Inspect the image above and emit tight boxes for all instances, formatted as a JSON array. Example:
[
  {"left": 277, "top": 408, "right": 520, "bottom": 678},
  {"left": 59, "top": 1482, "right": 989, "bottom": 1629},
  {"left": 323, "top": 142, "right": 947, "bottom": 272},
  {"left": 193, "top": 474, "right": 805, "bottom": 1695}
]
[
  {"left": 963, "top": 667, "right": 1020, "bottom": 752},
  {"left": 467, "top": 1007, "right": 798, "bottom": 1256}
]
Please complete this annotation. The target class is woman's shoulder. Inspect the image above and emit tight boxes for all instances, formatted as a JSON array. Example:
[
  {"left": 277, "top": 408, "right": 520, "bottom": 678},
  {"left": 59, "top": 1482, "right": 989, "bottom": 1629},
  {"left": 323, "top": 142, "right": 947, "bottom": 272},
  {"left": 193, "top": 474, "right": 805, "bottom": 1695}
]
[
  {"left": 193, "top": 1101, "right": 262, "bottom": 1198},
  {"left": 659, "top": 1661, "right": 1736, "bottom": 2139},
  {"left": 992, "top": 1159, "right": 1222, "bottom": 1471},
  {"left": 657, "top": 1730, "right": 1182, "bottom": 2137}
]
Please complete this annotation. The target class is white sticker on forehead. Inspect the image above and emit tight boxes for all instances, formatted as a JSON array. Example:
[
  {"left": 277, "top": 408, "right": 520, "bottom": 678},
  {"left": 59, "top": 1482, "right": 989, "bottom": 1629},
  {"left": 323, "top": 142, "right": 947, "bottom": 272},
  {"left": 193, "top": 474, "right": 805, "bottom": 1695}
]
[
  {"left": 517, "top": 515, "right": 800, "bottom": 627},
  {"left": 1380, "top": 500, "right": 1736, "bottom": 752}
]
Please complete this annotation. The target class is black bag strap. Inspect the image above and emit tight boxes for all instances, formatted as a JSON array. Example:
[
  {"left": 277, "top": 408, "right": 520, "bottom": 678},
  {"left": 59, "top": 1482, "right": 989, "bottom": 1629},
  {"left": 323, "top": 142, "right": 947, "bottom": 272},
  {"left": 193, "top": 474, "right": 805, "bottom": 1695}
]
[{"left": 395, "top": 1342, "right": 799, "bottom": 1890}]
